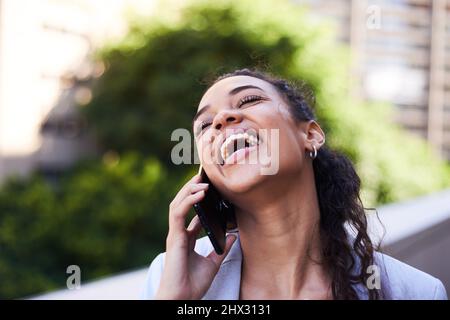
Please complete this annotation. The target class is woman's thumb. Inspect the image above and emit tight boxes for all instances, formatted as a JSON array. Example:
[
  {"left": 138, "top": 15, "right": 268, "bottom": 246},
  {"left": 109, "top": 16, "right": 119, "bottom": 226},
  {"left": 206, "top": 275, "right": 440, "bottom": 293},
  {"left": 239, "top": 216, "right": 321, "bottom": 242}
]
[{"left": 207, "top": 234, "right": 237, "bottom": 267}]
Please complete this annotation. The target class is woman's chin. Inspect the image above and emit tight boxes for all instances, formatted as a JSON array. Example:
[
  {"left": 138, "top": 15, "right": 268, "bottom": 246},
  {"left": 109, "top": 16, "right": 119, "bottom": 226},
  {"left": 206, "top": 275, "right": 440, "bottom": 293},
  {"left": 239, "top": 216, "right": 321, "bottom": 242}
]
[{"left": 220, "top": 164, "right": 266, "bottom": 194}]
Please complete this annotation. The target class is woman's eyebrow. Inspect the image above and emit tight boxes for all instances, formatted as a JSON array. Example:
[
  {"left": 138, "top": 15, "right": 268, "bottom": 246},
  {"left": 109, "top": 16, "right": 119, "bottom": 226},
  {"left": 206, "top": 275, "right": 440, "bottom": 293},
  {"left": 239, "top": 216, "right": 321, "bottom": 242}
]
[
  {"left": 228, "top": 84, "right": 264, "bottom": 96},
  {"left": 192, "top": 104, "right": 211, "bottom": 125}
]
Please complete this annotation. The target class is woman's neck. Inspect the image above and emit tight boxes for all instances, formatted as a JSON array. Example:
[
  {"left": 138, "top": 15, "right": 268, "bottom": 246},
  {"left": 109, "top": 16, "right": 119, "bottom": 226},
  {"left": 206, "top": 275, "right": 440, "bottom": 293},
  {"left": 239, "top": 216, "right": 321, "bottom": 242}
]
[{"left": 235, "top": 168, "right": 332, "bottom": 299}]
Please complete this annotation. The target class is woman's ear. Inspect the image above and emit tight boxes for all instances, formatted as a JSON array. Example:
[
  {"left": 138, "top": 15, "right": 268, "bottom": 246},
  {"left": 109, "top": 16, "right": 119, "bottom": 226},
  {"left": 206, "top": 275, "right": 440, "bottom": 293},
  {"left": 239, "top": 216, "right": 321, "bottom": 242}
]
[{"left": 304, "top": 120, "right": 326, "bottom": 150}]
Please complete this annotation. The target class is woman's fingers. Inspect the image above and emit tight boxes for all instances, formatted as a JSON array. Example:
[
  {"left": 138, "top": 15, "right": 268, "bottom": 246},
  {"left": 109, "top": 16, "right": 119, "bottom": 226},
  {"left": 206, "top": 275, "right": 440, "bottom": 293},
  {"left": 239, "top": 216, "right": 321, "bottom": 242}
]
[
  {"left": 174, "top": 183, "right": 209, "bottom": 210},
  {"left": 171, "top": 174, "right": 202, "bottom": 204},
  {"left": 206, "top": 234, "right": 237, "bottom": 267},
  {"left": 171, "top": 176, "right": 207, "bottom": 209},
  {"left": 187, "top": 215, "right": 203, "bottom": 234},
  {"left": 187, "top": 215, "right": 203, "bottom": 251},
  {"left": 168, "top": 172, "right": 208, "bottom": 231},
  {"left": 169, "top": 189, "right": 206, "bottom": 234}
]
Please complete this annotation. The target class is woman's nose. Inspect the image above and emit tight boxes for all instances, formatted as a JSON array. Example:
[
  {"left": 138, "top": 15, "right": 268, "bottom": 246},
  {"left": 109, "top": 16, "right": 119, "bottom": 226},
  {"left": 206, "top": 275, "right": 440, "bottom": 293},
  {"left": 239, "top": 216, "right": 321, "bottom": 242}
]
[{"left": 212, "top": 109, "right": 243, "bottom": 130}]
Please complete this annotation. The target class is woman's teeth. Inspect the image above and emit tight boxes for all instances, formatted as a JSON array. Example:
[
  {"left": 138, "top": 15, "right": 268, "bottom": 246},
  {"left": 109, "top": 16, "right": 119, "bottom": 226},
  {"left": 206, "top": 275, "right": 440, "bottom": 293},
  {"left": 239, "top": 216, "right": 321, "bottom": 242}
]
[{"left": 220, "top": 132, "right": 258, "bottom": 162}]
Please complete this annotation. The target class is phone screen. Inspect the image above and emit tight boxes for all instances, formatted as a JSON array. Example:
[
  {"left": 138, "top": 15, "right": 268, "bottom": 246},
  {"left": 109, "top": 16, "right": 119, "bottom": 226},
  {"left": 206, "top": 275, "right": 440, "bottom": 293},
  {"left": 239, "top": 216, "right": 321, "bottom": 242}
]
[{"left": 193, "top": 167, "right": 234, "bottom": 255}]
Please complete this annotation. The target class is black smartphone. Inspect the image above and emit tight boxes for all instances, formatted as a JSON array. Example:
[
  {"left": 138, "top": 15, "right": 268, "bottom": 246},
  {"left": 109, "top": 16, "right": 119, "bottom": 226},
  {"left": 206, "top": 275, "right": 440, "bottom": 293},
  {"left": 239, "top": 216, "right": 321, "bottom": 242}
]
[{"left": 193, "top": 166, "right": 236, "bottom": 255}]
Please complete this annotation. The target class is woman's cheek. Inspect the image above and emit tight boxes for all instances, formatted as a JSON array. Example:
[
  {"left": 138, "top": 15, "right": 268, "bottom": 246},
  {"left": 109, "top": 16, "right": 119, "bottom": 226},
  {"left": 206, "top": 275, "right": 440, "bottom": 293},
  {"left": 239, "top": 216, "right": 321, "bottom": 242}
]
[{"left": 195, "top": 137, "right": 206, "bottom": 164}]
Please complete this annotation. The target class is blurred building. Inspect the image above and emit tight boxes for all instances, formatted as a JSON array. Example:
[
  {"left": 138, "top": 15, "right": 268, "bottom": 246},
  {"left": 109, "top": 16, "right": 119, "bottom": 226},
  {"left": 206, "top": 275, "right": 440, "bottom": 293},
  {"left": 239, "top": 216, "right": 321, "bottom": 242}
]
[
  {"left": 301, "top": 0, "right": 450, "bottom": 159},
  {"left": 0, "top": 0, "right": 449, "bottom": 184},
  {"left": 0, "top": 0, "right": 156, "bottom": 183}
]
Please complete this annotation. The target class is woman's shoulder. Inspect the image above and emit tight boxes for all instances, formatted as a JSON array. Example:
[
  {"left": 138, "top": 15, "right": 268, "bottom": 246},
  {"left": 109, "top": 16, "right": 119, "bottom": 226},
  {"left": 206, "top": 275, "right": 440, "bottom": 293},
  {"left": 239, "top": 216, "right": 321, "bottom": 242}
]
[{"left": 374, "top": 252, "right": 447, "bottom": 300}]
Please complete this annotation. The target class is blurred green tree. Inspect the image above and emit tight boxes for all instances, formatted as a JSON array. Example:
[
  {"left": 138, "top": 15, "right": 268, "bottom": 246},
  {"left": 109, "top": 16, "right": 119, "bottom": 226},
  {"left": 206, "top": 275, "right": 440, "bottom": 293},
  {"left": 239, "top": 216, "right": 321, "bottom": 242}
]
[{"left": 0, "top": 154, "right": 187, "bottom": 298}]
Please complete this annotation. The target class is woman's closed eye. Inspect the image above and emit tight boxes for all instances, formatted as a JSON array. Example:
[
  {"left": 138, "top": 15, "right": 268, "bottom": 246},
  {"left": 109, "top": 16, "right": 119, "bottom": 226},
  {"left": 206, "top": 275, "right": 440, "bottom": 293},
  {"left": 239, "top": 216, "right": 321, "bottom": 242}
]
[
  {"left": 237, "top": 95, "right": 265, "bottom": 108},
  {"left": 195, "top": 95, "right": 266, "bottom": 135},
  {"left": 195, "top": 121, "right": 212, "bottom": 135},
  {"left": 201, "top": 121, "right": 212, "bottom": 130}
]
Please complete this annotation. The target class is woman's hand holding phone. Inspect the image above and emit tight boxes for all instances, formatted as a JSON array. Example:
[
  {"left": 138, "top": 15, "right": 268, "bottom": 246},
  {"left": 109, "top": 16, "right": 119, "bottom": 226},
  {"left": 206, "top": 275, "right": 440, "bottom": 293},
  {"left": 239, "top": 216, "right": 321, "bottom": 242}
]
[{"left": 155, "top": 173, "right": 237, "bottom": 300}]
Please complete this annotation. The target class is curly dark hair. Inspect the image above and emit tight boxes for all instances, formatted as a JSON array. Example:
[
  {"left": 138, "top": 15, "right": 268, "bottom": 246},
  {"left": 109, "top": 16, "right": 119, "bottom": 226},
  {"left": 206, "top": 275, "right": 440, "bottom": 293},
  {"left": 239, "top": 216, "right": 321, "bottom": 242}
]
[{"left": 207, "top": 68, "right": 384, "bottom": 300}]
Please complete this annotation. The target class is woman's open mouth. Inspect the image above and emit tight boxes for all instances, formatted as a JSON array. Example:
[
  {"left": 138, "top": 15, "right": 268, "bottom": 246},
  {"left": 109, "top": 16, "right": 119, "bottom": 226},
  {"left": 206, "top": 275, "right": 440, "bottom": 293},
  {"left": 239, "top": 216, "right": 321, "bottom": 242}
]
[{"left": 219, "top": 131, "right": 260, "bottom": 166}]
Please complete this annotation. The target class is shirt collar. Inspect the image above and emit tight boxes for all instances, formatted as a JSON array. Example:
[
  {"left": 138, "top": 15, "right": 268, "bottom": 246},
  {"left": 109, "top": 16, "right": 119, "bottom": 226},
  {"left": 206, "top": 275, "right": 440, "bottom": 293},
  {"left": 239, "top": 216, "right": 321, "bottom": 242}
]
[{"left": 202, "top": 231, "right": 375, "bottom": 300}]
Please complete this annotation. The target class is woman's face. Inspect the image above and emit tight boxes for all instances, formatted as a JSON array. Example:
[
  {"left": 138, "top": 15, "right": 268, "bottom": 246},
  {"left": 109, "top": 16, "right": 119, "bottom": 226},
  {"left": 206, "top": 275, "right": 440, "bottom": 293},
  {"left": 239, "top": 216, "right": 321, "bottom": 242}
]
[{"left": 193, "top": 75, "right": 323, "bottom": 200}]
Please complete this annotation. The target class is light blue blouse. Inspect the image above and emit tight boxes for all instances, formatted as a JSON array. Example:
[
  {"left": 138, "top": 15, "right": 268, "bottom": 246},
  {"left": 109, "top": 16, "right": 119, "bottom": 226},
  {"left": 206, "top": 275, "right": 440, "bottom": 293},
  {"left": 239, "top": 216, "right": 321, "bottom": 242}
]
[{"left": 141, "top": 233, "right": 448, "bottom": 300}]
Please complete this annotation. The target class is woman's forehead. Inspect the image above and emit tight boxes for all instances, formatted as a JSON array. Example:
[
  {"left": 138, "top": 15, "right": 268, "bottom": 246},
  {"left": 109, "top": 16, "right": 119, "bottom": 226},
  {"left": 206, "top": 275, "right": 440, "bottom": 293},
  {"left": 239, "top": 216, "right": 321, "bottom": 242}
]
[{"left": 198, "top": 75, "right": 275, "bottom": 110}]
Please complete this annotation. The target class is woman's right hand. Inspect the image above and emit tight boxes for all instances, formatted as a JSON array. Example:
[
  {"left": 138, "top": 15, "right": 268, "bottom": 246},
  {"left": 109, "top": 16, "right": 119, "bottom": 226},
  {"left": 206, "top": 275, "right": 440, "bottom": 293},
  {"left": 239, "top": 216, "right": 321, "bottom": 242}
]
[{"left": 155, "top": 173, "right": 237, "bottom": 300}]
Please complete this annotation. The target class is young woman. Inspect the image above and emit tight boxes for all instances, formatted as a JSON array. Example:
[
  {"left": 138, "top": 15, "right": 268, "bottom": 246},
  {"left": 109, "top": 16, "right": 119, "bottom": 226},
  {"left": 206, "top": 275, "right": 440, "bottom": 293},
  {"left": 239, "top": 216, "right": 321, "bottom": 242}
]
[{"left": 142, "top": 68, "right": 447, "bottom": 300}]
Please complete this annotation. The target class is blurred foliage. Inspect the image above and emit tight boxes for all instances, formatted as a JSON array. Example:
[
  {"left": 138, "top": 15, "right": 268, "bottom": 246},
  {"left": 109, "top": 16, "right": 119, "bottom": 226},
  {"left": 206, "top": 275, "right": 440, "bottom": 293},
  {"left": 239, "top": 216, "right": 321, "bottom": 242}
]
[
  {"left": 0, "top": 154, "right": 190, "bottom": 298},
  {"left": 84, "top": 0, "right": 450, "bottom": 204},
  {"left": 1, "top": 0, "right": 450, "bottom": 298}
]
